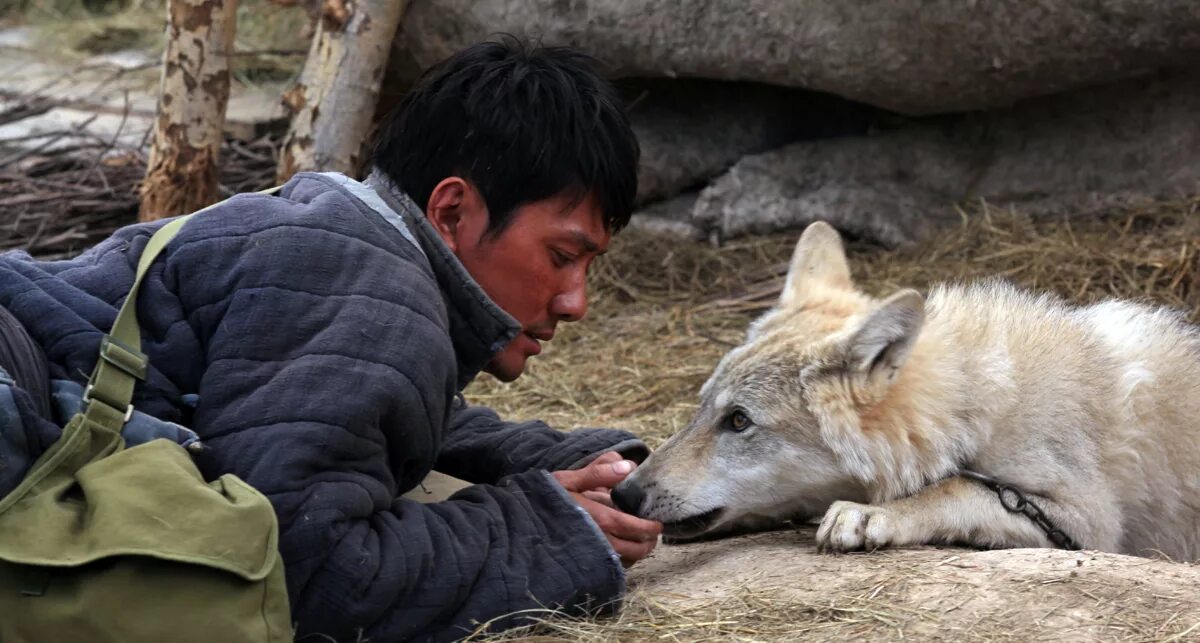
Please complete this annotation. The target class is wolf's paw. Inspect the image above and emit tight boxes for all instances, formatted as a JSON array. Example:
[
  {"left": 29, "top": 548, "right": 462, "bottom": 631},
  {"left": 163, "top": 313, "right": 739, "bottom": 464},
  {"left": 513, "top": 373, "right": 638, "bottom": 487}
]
[{"left": 815, "top": 501, "right": 896, "bottom": 553}]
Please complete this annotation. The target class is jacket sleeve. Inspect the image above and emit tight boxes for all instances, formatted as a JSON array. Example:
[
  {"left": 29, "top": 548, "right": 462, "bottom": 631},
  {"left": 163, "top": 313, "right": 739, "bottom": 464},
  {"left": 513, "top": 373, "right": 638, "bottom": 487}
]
[
  {"left": 296, "top": 470, "right": 627, "bottom": 642},
  {"left": 0, "top": 376, "right": 62, "bottom": 499},
  {"left": 167, "top": 190, "right": 627, "bottom": 642},
  {"left": 436, "top": 397, "right": 650, "bottom": 484}
]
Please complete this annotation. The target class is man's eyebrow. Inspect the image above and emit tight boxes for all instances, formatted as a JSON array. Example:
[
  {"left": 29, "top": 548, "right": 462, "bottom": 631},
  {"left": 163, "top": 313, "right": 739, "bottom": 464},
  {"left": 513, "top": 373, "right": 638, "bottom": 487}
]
[{"left": 567, "top": 230, "right": 605, "bottom": 255}]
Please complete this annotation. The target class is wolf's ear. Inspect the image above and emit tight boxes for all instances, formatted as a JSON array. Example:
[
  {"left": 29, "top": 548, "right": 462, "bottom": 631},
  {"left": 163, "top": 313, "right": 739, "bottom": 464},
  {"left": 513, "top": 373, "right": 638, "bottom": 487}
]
[
  {"left": 847, "top": 289, "right": 925, "bottom": 383},
  {"left": 780, "top": 221, "right": 853, "bottom": 307}
]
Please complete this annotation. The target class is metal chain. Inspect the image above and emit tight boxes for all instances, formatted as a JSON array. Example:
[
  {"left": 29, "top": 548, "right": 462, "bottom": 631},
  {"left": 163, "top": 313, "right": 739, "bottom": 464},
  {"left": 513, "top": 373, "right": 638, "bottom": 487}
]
[{"left": 959, "top": 470, "right": 1081, "bottom": 551}]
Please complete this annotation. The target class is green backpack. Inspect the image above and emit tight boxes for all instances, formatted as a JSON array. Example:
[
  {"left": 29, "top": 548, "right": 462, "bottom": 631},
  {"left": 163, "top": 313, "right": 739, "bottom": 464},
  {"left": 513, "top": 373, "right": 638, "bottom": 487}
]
[{"left": 0, "top": 213, "right": 292, "bottom": 642}]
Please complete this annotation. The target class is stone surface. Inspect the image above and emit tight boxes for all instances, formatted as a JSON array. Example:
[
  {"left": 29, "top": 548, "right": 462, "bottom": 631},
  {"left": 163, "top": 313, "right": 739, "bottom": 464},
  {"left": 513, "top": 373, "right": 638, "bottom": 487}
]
[
  {"left": 626, "top": 79, "right": 874, "bottom": 205},
  {"left": 627, "top": 192, "right": 704, "bottom": 241},
  {"left": 392, "top": 0, "right": 1200, "bottom": 115},
  {"left": 0, "top": 32, "right": 287, "bottom": 156},
  {"left": 625, "top": 527, "right": 1200, "bottom": 641},
  {"left": 692, "top": 71, "right": 1200, "bottom": 246}
]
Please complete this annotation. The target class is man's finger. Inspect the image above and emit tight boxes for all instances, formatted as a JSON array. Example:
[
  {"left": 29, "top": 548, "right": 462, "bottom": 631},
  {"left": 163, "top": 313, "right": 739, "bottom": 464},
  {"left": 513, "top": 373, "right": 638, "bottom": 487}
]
[
  {"left": 589, "top": 503, "right": 663, "bottom": 543},
  {"left": 553, "top": 457, "right": 637, "bottom": 492},
  {"left": 591, "top": 451, "right": 623, "bottom": 465},
  {"left": 582, "top": 490, "right": 615, "bottom": 508},
  {"left": 606, "top": 534, "right": 658, "bottom": 568},
  {"left": 565, "top": 494, "right": 662, "bottom": 567}
]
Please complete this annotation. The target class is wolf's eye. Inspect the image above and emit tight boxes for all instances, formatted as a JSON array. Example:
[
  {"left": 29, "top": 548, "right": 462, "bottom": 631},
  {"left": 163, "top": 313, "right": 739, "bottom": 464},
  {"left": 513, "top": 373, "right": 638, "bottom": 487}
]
[{"left": 727, "top": 410, "right": 752, "bottom": 433}]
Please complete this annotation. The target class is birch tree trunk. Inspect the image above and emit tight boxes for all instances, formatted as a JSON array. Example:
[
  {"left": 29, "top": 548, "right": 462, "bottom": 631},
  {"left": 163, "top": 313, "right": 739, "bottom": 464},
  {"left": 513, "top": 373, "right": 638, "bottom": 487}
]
[
  {"left": 277, "top": 0, "right": 408, "bottom": 182},
  {"left": 139, "top": 0, "right": 238, "bottom": 222}
]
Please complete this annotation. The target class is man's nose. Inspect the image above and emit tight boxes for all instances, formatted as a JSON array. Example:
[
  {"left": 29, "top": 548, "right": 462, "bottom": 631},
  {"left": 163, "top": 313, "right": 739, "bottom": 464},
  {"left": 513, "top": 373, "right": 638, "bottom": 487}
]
[
  {"left": 551, "top": 277, "right": 588, "bottom": 322},
  {"left": 611, "top": 479, "right": 646, "bottom": 516}
]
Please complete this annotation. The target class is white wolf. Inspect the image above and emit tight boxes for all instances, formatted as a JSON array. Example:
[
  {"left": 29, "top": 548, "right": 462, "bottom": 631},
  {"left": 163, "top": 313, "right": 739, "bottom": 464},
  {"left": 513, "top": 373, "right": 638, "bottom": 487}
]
[{"left": 612, "top": 221, "right": 1200, "bottom": 561}]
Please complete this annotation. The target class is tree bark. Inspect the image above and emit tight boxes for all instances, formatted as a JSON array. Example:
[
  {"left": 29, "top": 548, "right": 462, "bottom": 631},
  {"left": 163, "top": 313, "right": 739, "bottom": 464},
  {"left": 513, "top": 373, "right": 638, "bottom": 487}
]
[
  {"left": 277, "top": 0, "right": 408, "bottom": 182},
  {"left": 139, "top": 0, "right": 238, "bottom": 222}
]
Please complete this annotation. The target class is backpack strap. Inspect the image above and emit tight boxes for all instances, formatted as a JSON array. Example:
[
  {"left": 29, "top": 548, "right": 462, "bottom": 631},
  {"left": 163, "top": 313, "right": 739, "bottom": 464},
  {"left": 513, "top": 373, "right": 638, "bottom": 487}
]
[
  {"left": 80, "top": 214, "right": 193, "bottom": 433},
  {"left": 80, "top": 186, "right": 282, "bottom": 434}
]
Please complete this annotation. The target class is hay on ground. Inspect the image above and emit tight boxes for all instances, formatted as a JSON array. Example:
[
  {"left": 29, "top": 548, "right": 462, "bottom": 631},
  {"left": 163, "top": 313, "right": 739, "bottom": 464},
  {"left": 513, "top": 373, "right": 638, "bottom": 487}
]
[{"left": 467, "top": 198, "right": 1200, "bottom": 449}]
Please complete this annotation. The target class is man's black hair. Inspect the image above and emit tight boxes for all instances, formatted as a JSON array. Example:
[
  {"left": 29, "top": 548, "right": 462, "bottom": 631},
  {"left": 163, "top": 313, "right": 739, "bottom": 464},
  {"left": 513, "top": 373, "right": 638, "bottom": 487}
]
[{"left": 372, "top": 37, "right": 640, "bottom": 235}]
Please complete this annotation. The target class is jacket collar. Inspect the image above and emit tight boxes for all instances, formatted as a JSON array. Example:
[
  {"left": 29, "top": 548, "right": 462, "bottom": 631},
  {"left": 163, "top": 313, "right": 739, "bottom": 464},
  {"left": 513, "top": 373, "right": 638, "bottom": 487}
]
[{"left": 364, "top": 169, "right": 521, "bottom": 391}]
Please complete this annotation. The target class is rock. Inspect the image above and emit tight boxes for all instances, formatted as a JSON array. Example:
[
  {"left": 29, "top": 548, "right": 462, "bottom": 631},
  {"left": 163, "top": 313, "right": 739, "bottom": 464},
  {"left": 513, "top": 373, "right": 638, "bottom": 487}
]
[
  {"left": 0, "top": 27, "right": 36, "bottom": 49},
  {"left": 626, "top": 79, "right": 874, "bottom": 204},
  {"left": 627, "top": 192, "right": 705, "bottom": 241},
  {"left": 693, "top": 71, "right": 1200, "bottom": 246},
  {"left": 393, "top": 0, "right": 1200, "bottom": 115},
  {"left": 693, "top": 156, "right": 952, "bottom": 248},
  {"left": 0, "top": 42, "right": 287, "bottom": 157},
  {"left": 618, "top": 527, "right": 1200, "bottom": 641}
]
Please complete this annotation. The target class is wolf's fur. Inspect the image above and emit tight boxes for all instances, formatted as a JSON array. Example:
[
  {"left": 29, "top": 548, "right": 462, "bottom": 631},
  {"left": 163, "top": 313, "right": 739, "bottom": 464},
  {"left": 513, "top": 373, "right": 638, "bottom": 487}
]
[{"left": 617, "top": 221, "right": 1200, "bottom": 560}]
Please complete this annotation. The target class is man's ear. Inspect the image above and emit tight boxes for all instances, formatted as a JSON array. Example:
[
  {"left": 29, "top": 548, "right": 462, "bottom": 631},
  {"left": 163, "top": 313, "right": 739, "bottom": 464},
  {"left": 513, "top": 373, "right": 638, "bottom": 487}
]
[
  {"left": 425, "top": 177, "right": 474, "bottom": 252},
  {"left": 846, "top": 289, "right": 925, "bottom": 386}
]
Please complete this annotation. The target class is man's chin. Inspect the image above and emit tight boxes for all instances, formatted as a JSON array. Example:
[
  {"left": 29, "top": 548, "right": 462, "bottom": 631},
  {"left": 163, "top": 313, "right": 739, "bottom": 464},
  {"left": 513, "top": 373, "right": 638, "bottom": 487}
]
[{"left": 483, "top": 355, "right": 528, "bottom": 382}]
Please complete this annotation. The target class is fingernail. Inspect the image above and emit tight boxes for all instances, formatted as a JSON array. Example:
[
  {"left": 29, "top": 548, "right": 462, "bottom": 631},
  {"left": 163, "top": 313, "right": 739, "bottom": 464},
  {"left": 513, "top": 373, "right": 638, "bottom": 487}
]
[{"left": 612, "top": 460, "right": 634, "bottom": 475}]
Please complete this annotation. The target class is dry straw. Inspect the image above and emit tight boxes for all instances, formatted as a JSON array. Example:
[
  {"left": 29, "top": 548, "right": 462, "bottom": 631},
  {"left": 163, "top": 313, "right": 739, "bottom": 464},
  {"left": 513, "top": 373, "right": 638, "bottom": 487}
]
[{"left": 469, "top": 197, "right": 1200, "bottom": 449}]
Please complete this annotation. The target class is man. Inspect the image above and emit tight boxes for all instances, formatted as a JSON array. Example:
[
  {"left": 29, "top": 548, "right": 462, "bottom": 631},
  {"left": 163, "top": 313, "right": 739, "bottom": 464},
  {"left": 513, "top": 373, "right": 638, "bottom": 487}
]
[{"left": 0, "top": 39, "right": 662, "bottom": 640}]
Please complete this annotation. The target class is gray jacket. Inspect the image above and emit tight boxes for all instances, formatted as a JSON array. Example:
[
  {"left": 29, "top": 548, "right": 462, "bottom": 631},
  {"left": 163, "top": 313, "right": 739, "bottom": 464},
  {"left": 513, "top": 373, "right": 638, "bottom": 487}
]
[{"left": 0, "top": 171, "right": 648, "bottom": 641}]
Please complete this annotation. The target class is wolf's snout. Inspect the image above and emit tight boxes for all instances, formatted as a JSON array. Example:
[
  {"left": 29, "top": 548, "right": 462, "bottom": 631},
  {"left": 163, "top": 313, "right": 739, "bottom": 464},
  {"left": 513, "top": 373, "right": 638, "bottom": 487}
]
[{"left": 611, "top": 480, "right": 646, "bottom": 516}]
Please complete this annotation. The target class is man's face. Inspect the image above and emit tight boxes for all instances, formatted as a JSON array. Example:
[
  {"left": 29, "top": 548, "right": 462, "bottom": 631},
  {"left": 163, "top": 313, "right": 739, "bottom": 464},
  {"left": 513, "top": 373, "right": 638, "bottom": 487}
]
[{"left": 431, "top": 184, "right": 611, "bottom": 381}]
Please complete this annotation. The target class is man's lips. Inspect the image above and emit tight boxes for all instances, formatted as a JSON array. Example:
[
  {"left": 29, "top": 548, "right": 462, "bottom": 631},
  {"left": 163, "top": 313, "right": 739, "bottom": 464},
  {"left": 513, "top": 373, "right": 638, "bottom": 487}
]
[{"left": 520, "top": 330, "right": 554, "bottom": 356}]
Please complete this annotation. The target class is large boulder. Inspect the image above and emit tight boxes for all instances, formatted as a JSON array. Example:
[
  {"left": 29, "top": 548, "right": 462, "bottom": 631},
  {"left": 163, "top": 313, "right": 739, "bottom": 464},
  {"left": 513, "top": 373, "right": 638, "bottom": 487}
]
[
  {"left": 692, "top": 71, "right": 1200, "bottom": 246},
  {"left": 626, "top": 79, "right": 874, "bottom": 204},
  {"left": 627, "top": 192, "right": 704, "bottom": 240},
  {"left": 393, "top": 0, "right": 1200, "bottom": 115},
  {"left": 610, "top": 528, "right": 1200, "bottom": 641}
]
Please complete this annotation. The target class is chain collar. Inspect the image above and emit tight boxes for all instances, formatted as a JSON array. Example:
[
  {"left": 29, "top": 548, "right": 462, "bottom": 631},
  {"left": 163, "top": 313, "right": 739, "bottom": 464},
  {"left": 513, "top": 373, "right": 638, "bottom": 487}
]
[{"left": 959, "top": 470, "right": 1081, "bottom": 550}]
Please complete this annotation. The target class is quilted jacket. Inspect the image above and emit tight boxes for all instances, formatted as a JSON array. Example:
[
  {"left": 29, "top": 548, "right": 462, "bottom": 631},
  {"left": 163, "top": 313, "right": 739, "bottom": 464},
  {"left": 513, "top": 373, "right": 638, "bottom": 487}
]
[{"left": 0, "top": 172, "right": 647, "bottom": 641}]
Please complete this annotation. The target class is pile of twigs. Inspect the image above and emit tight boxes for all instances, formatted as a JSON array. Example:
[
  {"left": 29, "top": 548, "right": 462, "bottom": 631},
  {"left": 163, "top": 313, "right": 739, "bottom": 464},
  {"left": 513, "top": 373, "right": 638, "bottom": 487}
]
[{"left": 1, "top": 90, "right": 279, "bottom": 260}]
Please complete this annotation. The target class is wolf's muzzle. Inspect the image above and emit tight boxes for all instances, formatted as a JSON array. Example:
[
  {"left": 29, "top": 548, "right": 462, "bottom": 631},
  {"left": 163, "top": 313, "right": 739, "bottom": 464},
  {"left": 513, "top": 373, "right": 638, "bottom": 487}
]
[{"left": 611, "top": 480, "right": 646, "bottom": 516}]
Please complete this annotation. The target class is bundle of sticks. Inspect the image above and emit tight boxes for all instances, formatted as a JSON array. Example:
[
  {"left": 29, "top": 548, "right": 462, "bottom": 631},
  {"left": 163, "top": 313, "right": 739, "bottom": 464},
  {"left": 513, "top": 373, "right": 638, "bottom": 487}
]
[{"left": 1, "top": 90, "right": 278, "bottom": 260}]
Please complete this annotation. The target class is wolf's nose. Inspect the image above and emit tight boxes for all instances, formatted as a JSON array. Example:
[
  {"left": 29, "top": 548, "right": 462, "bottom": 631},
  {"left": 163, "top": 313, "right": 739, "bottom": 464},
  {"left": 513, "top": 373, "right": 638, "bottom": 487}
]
[{"left": 611, "top": 480, "right": 646, "bottom": 516}]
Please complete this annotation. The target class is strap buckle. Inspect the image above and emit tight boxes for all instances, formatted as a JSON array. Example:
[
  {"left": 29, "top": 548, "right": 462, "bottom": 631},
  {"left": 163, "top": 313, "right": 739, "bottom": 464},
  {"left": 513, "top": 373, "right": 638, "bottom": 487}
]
[
  {"left": 83, "top": 383, "right": 135, "bottom": 423},
  {"left": 99, "top": 335, "right": 148, "bottom": 380}
]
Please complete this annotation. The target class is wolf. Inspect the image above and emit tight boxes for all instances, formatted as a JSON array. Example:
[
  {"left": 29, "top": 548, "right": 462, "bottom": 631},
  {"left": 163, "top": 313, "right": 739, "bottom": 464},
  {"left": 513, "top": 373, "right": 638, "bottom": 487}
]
[{"left": 612, "top": 221, "right": 1200, "bottom": 561}]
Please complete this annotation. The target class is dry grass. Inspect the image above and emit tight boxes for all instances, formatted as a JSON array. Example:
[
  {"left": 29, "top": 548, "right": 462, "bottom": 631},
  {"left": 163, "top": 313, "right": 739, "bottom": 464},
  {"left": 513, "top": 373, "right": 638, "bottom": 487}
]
[
  {"left": 467, "top": 198, "right": 1200, "bottom": 449},
  {"left": 466, "top": 588, "right": 926, "bottom": 642}
]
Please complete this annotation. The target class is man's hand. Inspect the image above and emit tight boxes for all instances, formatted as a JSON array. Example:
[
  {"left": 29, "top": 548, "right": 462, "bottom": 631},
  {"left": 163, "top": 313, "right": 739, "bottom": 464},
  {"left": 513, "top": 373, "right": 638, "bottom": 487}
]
[{"left": 552, "top": 451, "right": 663, "bottom": 567}]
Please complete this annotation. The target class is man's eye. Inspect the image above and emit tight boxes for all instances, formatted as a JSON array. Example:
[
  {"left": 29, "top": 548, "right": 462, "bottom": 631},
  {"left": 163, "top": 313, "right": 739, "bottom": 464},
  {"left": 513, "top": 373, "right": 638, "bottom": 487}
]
[
  {"left": 550, "top": 249, "right": 574, "bottom": 267},
  {"left": 726, "top": 410, "right": 752, "bottom": 433}
]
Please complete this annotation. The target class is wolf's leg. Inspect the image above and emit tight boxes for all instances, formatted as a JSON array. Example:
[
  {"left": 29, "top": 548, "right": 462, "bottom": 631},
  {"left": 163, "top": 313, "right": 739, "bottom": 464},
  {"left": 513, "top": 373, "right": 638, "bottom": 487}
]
[{"left": 815, "top": 476, "right": 1110, "bottom": 553}]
